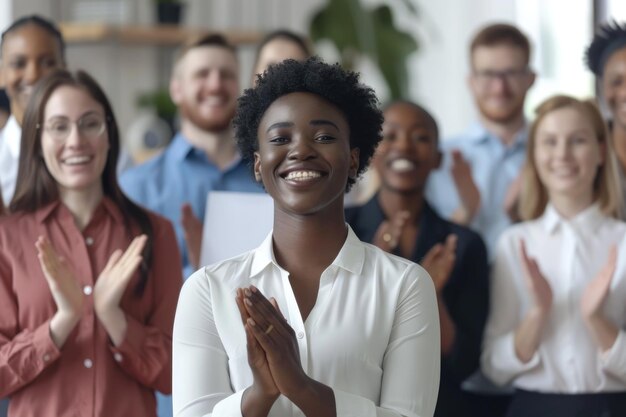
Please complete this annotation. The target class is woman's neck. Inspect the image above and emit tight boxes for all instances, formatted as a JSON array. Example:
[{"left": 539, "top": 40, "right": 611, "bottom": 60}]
[
  {"left": 58, "top": 186, "right": 104, "bottom": 230},
  {"left": 548, "top": 189, "right": 594, "bottom": 220},
  {"left": 271, "top": 199, "right": 348, "bottom": 274},
  {"left": 377, "top": 186, "right": 425, "bottom": 224}
]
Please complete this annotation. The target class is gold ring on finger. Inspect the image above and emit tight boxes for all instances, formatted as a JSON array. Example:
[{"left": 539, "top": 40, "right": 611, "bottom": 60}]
[{"left": 264, "top": 324, "right": 274, "bottom": 335}]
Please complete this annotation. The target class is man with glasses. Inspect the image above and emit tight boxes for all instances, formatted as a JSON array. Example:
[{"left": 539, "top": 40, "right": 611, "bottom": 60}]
[
  {"left": 426, "top": 23, "right": 535, "bottom": 260},
  {"left": 425, "top": 23, "right": 535, "bottom": 417}
]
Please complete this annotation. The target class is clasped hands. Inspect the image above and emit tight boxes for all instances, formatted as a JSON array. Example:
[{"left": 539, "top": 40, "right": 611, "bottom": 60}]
[
  {"left": 35, "top": 234, "right": 147, "bottom": 348},
  {"left": 236, "top": 286, "right": 315, "bottom": 413}
]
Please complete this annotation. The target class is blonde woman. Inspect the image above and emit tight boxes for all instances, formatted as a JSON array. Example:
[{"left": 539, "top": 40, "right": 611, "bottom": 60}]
[{"left": 482, "top": 95, "right": 626, "bottom": 416}]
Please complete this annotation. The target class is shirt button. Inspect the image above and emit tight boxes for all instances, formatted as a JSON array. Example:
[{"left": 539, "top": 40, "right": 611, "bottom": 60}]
[
  {"left": 297, "top": 331, "right": 305, "bottom": 339},
  {"left": 83, "top": 285, "right": 93, "bottom": 295},
  {"left": 85, "top": 236, "right": 94, "bottom": 246},
  {"left": 114, "top": 353, "right": 123, "bottom": 363},
  {"left": 84, "top": 358, "right": 93, "bottom": 369},
  {"left": 43, "top": 354, "right": 50, "bottom": 362}
]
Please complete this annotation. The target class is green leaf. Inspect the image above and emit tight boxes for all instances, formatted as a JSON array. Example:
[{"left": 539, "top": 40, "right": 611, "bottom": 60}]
[{"left": 309, "top": 0, "right": 420, "bottom": 99}]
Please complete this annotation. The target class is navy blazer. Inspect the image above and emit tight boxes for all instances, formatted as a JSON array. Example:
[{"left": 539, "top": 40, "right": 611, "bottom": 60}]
[{"left": 346, "top": 195, "right": 489, "bottom": 417}]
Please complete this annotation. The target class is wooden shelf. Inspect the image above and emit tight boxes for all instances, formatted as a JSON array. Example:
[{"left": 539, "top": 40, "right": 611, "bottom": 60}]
[{"left": 59, "top": 22, "right": 262, "bottom": 46}]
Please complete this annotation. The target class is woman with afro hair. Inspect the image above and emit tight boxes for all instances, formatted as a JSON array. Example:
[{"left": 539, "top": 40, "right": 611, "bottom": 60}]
[
  {"left": 172, "top": 57, "right": 441, "bottom": 417},
  {"left": 586, "top": 21, "right": 626, "bottom": 203}
]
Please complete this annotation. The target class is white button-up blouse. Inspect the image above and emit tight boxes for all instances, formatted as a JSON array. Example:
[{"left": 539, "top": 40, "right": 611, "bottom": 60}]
[
  {"left": 173, "top": 227, "right": 440, "bottom": 416},
  {"left": 482, "top": 203, "right": 626, "bottom": 393}
]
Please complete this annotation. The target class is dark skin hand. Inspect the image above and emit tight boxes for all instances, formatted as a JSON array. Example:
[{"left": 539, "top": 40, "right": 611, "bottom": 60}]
[{"left": 238, "top": 285, "right": 336, "bottom": 417}]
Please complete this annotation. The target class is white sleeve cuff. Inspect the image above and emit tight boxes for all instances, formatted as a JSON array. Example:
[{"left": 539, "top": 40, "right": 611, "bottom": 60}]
[
  {"left": 483, "top": 332, "right": 540, "bottom": 385},
  {"left": 334, "top": 389, "right": 377, "bottom": 417},
  {"left": 600, "top": 330, "right": 626, "bottom": 380}
]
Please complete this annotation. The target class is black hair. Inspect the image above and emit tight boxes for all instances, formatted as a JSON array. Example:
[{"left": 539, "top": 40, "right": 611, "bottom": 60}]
[
  {"left": 1, "top": 15, "right": 65, "bottom": 60},
  {"left": 585, "top": 21, "right": 626, "bottom": 76},
  {"left": 234, "top": 57, "right": 383, "bottom": 192},
  {"left": 383, "top": 99, "right": 440, "bottom": 144}
]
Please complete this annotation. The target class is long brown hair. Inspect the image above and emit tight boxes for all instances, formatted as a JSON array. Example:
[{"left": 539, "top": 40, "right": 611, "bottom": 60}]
[
  {"left": 10, "top": 69, "right": 153, "bottom": 295},
  {"left": 519, "top": 94, "right": 622, "bottom": 220}
]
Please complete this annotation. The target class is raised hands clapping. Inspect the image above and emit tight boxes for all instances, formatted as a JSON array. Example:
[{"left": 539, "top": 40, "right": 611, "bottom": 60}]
[{"left": 36, "top": 234, "right": 147, "bottom": 348}]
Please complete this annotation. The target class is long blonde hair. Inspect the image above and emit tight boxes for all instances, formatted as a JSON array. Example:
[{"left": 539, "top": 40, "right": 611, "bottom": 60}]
[{"left": 519, "top": 94, "right": 623, "bottom": 220}]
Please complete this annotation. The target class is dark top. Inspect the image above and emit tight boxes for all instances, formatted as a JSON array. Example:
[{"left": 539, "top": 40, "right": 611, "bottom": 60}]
[{"left": 346, "top": 195, "right": 490, "bottom": 417}]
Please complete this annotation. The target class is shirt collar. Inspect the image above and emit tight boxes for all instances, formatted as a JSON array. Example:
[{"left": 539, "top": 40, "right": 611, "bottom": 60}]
[
  {"left": 250, "top": 225, "right": 365, "bottom": 277},
  {"left": 467, "top": 120, "right": 528, "bottom": 149},
  {"left": 541, "top": 202, "right": 605, "bottom": 235},
  {"left": 170, "top": 131, "right": 245, "bottom": 170},
  {"left": 169, "top": 133, "right": 195, "bottom": 162},
  {"left": 2, "top": 116, "right": 22, "bottom": 158},
  {"left": 35, "top": 196, "right": 125, "bottom": 226}
]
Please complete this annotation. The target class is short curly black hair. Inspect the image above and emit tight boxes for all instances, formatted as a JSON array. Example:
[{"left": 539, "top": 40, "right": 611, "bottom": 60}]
[
  {"left": 585, "top": 21, "right": 626, "bottom": 76},
  {"left": 234, "top": 57, "right": 383, "bottom": 192}
]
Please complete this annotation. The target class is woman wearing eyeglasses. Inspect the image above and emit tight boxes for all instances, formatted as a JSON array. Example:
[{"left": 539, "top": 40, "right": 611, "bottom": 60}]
[{"left": 0, "top": 69, "right": 182, "bottom": 417}]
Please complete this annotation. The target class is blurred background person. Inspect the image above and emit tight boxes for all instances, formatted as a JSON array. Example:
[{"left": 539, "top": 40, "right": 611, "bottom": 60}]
[
  {"left": 346, "top": 100, "right": 489, "bottom": 417},
  {"left": 251, "top": 29, "right": 312, "bottom": 83},
  {"left": 120, "top": 34, "right": 261, "bottom": 281},
  {"left": 482, "top": 95, "right": 626, "bottom": 417},
  {"left": 586, "top": 21, "right": 626, "bottom": 201},
  {"left": 0, "top": 15, "right": 65, "bottom": 208},
  {"left": 426, "top": 23, "right": 536, "bottom": 258}
]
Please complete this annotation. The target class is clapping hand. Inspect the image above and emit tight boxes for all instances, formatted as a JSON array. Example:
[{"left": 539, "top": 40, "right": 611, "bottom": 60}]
[
  {"left": 373, "top": 210, "right": 410, "bottom": 252},
  {"left": 450, "top": 149, "right": 480, "bottom": 225},
  {"left": 421, "top": 234, "right": 457, "bottom": 293},
  {"left": 581, "top": 245, "right": 617, "bottom": 320},
  {"left": 36, "top": 235, "right": 84, "bottom": 348},
  {"left": 236, "top": 288, "right": 279, "bottom": 401},
  {"left": 520, "top": 239, "right": 552, "bottom": 314},
  {"left": 93, "top": 235, "right": 147, "bottom": 346}
]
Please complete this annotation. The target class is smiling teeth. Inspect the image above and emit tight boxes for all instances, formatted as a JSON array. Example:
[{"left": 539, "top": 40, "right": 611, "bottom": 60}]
[
  {"left": 390, "top": 159, "right": 416, "bottom": 172},
  {"left": 64, "top": 156, "right": 91, "bottom": 165},
  {"left": 285, "top": 171, "right": 322, "bottom": 181}
]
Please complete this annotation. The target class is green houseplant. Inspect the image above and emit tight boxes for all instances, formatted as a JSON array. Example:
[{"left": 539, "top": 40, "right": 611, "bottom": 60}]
[{"left": 310, "top": 0, "right": 419, "bottom": 100}]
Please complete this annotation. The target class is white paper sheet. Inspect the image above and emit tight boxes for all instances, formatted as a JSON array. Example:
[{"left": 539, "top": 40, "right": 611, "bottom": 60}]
[{"left": 199, "top": 191, "right": 274, "bottom": 267}]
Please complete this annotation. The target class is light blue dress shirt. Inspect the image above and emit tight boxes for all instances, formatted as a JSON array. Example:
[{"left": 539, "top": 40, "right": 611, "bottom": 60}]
[
  {"left": 120, "top": 133, "right": 263, "bottom": 279},
  {"left": 120, "top": 133, "right": 262, "bottom": 417},
  {"left": 425, "top": 122, "right": 527, "bottom": 260}
]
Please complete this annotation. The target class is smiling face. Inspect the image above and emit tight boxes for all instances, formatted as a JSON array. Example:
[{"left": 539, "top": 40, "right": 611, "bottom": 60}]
[
  {"left": 170, "top": 45, "right": 239, "bottom": 132},
  {"left": 41, "top": 85, "right": 109, "bottom": 198},
  {"left": 469, "top": 44, "right": 534, "bottom": 124},
  {"left": 375, "top": 103, "right": 438, "bottom": 194},
  {"left": 602, "top": 47, "right": 626, "bottom": 131},
  {"left": 1, "top": 23, "right": 64, "bottom": 125},
  {"left": 254, "top": 92, "right": 358, "bottom": 216},
  {"left": 533, "top": 106, "right": 604, "bottom": 203}
]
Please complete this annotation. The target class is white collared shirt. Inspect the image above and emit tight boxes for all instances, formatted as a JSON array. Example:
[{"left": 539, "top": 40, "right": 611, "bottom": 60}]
[
  {"left": 0, "top": 116, "right": 21, "bottom": 206},
  {"left": 482, "top": 203, "right": 626, "bottom": 393},
  {"left": 173, "top": 227, "right": 440, "bottom": 417}
]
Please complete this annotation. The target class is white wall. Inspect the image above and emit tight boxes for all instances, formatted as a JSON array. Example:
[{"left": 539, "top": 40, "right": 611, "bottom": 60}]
[{"left": 0, "top": 0, "right": 607, "bottom": 143}]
